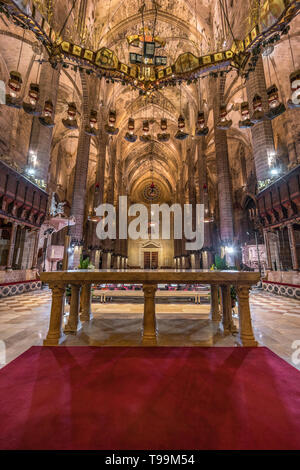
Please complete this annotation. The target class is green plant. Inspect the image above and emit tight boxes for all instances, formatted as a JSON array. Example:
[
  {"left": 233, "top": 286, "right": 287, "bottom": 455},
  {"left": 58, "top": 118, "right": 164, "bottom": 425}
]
[
  {"left": 211, "top": 255, "right": 237, "bottom": 300},
  {"left": 79, "top": 255, "right": 90, "bottom": 269}
]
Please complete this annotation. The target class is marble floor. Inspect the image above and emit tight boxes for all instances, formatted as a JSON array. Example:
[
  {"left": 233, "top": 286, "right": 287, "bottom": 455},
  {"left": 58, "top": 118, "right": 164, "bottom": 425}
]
[{"left": 0, "top": 288, "right": 300, "bottom": 370}]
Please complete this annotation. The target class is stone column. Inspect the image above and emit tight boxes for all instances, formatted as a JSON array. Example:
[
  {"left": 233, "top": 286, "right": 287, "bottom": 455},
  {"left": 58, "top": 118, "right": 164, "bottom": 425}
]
[
  {"left": 5, "top": 222, "right": 18, "bottom": 271},
  {"left": 197, "top": 136, "right": 212, "bottom": 267},
  {"left": 210, "top": 284, "right": 221, "bottom": 321},
  {"left": 212, "top": 76, "right": 234, "bottom": 263},
  {"left": 43, "top": 284, "right": 66, "bottom": 345},
  {"left": 92, "top": 127, "right": 108, "bottom": 248},
  {"left": 246, "top": 56, "right": 276, "bottom": 181},
  {"left": 80, "top": 283, "right": 93, "bottom": 321},
  {"left": 287, "top": 223, "right": 299, "bottom": 271},
  {"left": 142, "top": 283, "right": 157, "bottom": 343},
  {"left": 65, "top": 284, "right": 82, "bottom": 334},
  {"left": 31, "top": 229, "right": 40, "bottom": 269},
  {"left": 28, "top": 63, "right": 60, "bottom": 183},
  {"left": 70, "top": 74, "right": 96, "bottom": 267},
  {"left": 236, "top": 285, "right": 258, "bottom": 346},
  {"left": 101, "top": 140, "right": 117, "bottom": 266}
]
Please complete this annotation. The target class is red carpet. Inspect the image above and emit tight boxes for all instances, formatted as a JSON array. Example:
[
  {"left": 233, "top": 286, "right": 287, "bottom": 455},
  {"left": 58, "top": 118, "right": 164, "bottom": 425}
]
[{"left": 0, "top": 346, "right": 299, "bottom": 450}]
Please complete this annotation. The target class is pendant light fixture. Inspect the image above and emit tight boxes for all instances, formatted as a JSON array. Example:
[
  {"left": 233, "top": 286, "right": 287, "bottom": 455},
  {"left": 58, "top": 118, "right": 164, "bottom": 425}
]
[
  {"left": 39, "top": 99, "right": 55, "bottom": 127},
  {"left": 125, "top": 92, "right": 137, "bottom": 142},
  {"left": 105, "top": 109, "right": 119, "bottom": 135},
  {"left": 264, "top": 56, "right": 285, "bottom": 120},
  {"left": 251, "top": 94, "right": 264, "bottom": 123},
  {"left": 23, "top": 82, "right": 40, "bottom": 115},
  {"left": 140, "top": 119, "right": 151, "bottom": 142},
  {"left": 216, "top": 104, "right": 232, "bottom": 130},
  {"left": 39, "top": 67, "right": 56, "bottom": 127},
  {"left": 23, "top": 56, "right": 41, "bottom": 115},
  {"left": 265, "top": 84, "right": 286, "bottom": 120},
  {"left": 85, "top": 110, "right": 98, "bottom": 136},
  {"left": 239, "top": 102, "right": 254, "bottom": 128},
  {"left": 62, "top": 101, "right": 78, "bottom": 129},
  {"left": 6, "top": 29, "right": 25, "bottom": 108},
  {"left": 6, "top": 71, "right": 23, "bottom": 108},
  {"left": 175, "top": 84, "right": 189, "bottom": 140},
  {"left": 157, "top": 118, "right": 170, "bottom": 142},
  {"left": 125, "top": 117, "right": 138, "bottom": 142},
  {"left": 195, "top": 111, "right": 209, "bottom": 136}
]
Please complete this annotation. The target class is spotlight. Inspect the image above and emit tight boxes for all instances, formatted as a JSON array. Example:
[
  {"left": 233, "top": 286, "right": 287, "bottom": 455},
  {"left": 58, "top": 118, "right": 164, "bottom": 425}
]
[
  {"left": 270, "top": 168, "right": 279, "bottom": 176},
  {"left": 27, "top": 167, "right": 35, "bottom": 176},
  {"left": 225, "top": 246, "right": 235, "bottom": 254}
]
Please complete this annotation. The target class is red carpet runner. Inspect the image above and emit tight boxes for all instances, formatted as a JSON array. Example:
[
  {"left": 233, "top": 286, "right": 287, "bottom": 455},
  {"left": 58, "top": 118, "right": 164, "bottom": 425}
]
[{"left": 0, "top": 346, "right": 299, "bottom": 450}]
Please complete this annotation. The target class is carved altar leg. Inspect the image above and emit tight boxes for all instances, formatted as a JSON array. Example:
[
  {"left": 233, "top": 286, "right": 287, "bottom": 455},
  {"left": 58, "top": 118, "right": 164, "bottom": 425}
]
[
  {"left": 80, "top": 283, "right": 93, "bottom": 321},
  {"left": 65, "top": 284, "right": 82, "bottom": 334},
  {"left": 236, "top": 285, "right": 258, "bottom": 347},
  {"left": 210, "top": 284, "right": 221, "bottom": 321},
  {"left": 43, "top": 285, "right": 66, "bottom": 345},
  {"left": 221, "top": 285, "right": 237, "bottom": 334},
  {"left": 142, "top": 284, "right": 157, "bottom": 343}
]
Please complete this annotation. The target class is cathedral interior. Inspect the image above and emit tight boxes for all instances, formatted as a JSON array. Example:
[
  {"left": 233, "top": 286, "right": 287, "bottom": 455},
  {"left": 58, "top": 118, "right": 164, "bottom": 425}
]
[{"left": 0, "top": 0, "right": 300, "bottom": 453}]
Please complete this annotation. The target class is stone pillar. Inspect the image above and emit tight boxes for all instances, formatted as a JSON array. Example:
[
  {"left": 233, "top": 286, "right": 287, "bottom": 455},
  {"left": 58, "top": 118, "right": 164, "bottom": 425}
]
[
  {"left": 210, "top": 284, "right": 221, "bottom": 321},
  {"left": 101, "top": 140, "right": 116, "bottom": 264},
  {"left": 287, "top": 223, "right": 299, "bottom": 271},
  {"left": 212, "top": 76, "right": 234, "bottom": 262},
  {"left": 43, "top": 284, "right": 66, "bottom": 345},
  {"left": 70, "top": 74, "right": 95, "bottom": 267},
  {"left": 197, "top": 137, "right": 212, "bottom": 267},
  {"left": 236, "top": 285, "right": 258, "bottom": 346},
  {"left": 5, "top": 222, "right": 18, "bottom": 271},
  {"left": 28, "top": 63, "right": 60, "bottom": 183},
  {"left": 65, "top": 284, "right": 82, "bottom": 334},
  {"left": 31, "top": 229, "right": 40, "bottom": 269},
  {"left": 142, "top": 283, "right": 157, "bottom": 343},
  {"left": 92, "top": 128, "right": 108, "bottom": 248},
  {"left": 80, "top": 283, "right": 93, "bottom": 321},
  {"left": 246, "top": 56, "right": 276, "bottom": 181}
]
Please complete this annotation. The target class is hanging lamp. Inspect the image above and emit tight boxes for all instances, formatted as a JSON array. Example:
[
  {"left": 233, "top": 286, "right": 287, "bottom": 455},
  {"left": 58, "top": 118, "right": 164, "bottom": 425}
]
[
  {"left": 288, "top": 70, "right": 300, "bottom": 108},
  {"left": 39, "top": 99, "right": 55, "bottom": 127},
  {"left": 105, "top": 109, "right": 119, "bottom": 135},
  {"left": 62, "top": 102, "right": 78, "bottom": 129},
  {"left": 195, "top": 111, "right": 209, "bottom": 136},
  {"left": 157, "top": 118, "right": 170, "bottom": 142},
  {"left": 23, "top": 83, "right": 40, "bottom": 115},
  {"left": 251, "top": 95, "right": 265, "bottom": 123},
  {"left": 140, "top": 120, "right": 151, "bottom": 142},
  {"left": 239, "top": 102, "right": 254, "bottom": 129},
  {"left": 6, "top": 71, "right": 23, "bottom": 108},
  {"left": 85, "top": 110, "right": 98, "bottom": 136},
  {"left": 125, "top": 118, "right": 138, "bottom": 142},
  {"left": 216, "top": 105, "right": 232, "bottom": 130},
  {"left": 265, "top": 84, "right": 286, "bottom": 120},
  {"left": 6, "top": 29, "right": 25, "bottom": 108},
  {"left": 175, "top": 114, "right": 189, "bottom": 140}
]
